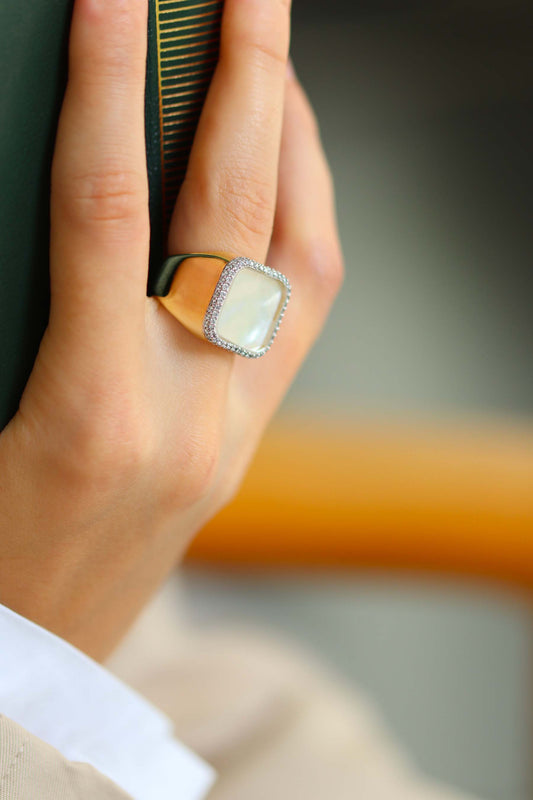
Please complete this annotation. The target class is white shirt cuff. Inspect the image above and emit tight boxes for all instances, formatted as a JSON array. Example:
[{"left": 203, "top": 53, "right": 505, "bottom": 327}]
[{"left": 0, "top": 603, "right": 216, "bottom": 800}]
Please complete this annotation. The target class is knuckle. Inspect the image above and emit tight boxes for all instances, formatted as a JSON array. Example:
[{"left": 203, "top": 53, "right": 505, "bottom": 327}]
[
  {"left": 170, "top": 428, "right": 221, "bottom": 510},
  {"left": 218, "top": 169, "right": 275, "bottom": 242},
  {"left": 79, "top": 423, "right": 154, "bottom": 491},
  {"left": 208, "top": 437, "right": 260, "bottom": 516},
  {"left": 226, "top": 0, "right": 290, "bottom": 73},
  {"left": 303, "top": 237, "right": 345, "bottom": 301},
  {"left": 183, "top": 160, "right": 275, "bottom": 245},
  {"left": 242, "top": 36, "right": 288, "bottom": 72},
  {"left": 44, "top": 398, "right": 156, "bottom": 496},
  {"left": 53, "top": 164, "right": 148, "bottom": 229},
  {"left": 187, "top": 437, "right": 220, "bottom": 505},
  {"left": 101, "top": 421, "right": 156, "bottom": 482}
]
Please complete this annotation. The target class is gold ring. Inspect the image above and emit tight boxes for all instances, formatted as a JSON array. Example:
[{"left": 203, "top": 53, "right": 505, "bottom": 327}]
[{"left": 155, "top": 254, "right": 291, "bottom": 358}]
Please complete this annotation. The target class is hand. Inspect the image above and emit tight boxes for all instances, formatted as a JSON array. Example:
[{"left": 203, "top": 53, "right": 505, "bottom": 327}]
[{"left": 0, "top": 0, "right": 343, "bottom": 660}]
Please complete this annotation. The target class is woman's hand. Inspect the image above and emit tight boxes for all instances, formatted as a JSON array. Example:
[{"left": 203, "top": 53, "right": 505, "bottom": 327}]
[{"left": 0, "top": 0, "right": 343, "bottom": 660}]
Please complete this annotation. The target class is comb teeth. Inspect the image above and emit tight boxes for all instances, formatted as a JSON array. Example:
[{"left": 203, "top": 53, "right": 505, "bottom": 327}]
[{"left": 155, "top": 0, "right": 223, "bottom": 232}]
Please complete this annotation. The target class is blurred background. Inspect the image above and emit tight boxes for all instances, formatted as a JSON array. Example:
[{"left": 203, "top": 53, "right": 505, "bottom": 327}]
[{"left": 182, "top": 2, "right": 533, "bottom": 798}]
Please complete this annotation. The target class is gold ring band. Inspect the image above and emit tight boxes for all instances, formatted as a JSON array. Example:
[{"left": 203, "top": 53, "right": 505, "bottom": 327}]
[{"left": 155, "top": 254, "right": 291, "bottom": 358}]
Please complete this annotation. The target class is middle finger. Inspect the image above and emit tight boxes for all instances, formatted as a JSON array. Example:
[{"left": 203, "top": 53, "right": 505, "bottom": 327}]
[{"left": 169, "top": 0, "right": 292, "bottom": 262}]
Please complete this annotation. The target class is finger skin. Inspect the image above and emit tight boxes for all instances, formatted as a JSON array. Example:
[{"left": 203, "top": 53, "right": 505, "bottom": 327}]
[
  {"left": 247, "top": 67, "right": 342, "bottom": 369},
  {"left": 223, "top": 67, "right": 345, "bottom": 478},
  {"left": 49, "top": 0, "right": 149, "bottom": 352},
  {"left": 168, "top": 0, "right": 292, "bottom": 263},
  {"left": 273, "top": 73, "right": 342, "bottom": 281}
]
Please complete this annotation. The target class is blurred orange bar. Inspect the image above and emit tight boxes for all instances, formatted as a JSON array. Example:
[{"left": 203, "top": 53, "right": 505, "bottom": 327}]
[{"left": 188, "top": 415, "right": 533, "bottom": 588}]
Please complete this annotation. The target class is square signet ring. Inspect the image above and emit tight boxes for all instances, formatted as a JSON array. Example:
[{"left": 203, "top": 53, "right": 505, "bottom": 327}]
[{"left": 154, "top": 253, "right": 291, "bottom": 359}]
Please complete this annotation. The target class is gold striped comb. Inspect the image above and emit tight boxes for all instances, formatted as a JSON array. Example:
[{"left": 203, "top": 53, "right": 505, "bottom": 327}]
[{"left": 147, "top": 0, "right": 223, "bottom": 295}]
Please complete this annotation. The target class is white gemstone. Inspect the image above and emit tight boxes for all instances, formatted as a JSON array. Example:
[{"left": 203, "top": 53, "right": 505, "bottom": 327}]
[{"left": 216, "top": 267, "right": 286, "bottom": 353}]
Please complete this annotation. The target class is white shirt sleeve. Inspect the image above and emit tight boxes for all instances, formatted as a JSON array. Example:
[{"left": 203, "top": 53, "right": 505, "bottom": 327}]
[{"left": 0, "top": 602, "right": 216, "bottom": 800}]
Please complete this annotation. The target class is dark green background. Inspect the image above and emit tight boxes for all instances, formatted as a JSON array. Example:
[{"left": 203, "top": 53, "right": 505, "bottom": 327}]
[
  {"left": 0, "top": 0, "right": 183, "bottom": 429},
  {"left": 0, "top": 0, "right": 72, "bottom": 428}
]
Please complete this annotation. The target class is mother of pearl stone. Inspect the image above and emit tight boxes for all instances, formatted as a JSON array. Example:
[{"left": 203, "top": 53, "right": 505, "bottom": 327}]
[{"left": 216, "top": 267, "right": 286, "bottom": 353}]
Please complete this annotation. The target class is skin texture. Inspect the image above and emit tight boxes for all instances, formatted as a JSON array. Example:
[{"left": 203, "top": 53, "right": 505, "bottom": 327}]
[{"left": 0, "top": 0, "right": 344, "bottom": 661}]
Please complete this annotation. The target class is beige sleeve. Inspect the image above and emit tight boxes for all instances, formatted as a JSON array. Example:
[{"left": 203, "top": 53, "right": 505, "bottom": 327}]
[
  {"left": 107, "top": 583, "right": 482, "bottom": 800},
  {"left": 0, "top": 715, "right": 132, "bottom": 800}
]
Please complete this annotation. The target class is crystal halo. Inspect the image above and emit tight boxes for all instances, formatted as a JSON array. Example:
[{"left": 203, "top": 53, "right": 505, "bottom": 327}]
[{"left": 203, "top": 256, "right": 291, "bottom": 358}]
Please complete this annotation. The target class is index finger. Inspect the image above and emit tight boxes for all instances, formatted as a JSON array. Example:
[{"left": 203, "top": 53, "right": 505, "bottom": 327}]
[{"left": 49, "top": 0, "right": 149, "bottom": 353}]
